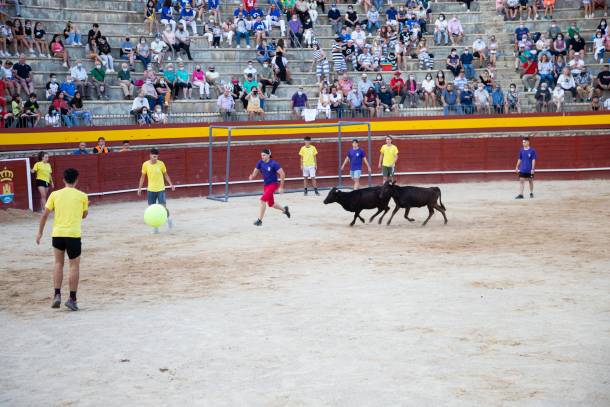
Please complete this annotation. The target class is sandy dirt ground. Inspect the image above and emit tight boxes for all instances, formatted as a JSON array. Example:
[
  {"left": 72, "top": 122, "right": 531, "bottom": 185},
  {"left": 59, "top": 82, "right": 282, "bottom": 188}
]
[{"left": 1, "top": 180, "right": 609, "bottom": 406}]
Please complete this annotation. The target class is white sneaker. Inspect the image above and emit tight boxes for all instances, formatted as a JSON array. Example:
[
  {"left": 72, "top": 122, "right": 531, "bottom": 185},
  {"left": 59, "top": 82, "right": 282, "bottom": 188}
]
[
  {"left": 246, "top": 45, "right": 251, "bottom": 48},
  {"left": 601, "top": 58, "right": 604, "bottom": 64},
  {"left": 236, "top": 44, "right": 240, "bottom": 48},
  {"left": 62, "top": 62, "right": 68, "bottom": 68},
  {"left": 399, "top": 104, "right": 404, "bottom": 109},
  {"left": 29, "top": 48, "right": 35, "bottom": 54},
  {"left": 0, "top": 51, "right": 5, "bottom": 57},
  {"left": 167, "top": 56, "right": 171, "bottom": 61}
]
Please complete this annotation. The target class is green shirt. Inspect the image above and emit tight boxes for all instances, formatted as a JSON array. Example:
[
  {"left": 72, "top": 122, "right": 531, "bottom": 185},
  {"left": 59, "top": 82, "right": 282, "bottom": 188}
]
[
  {"left": 567, "top": 25, "right": 579, "bottom": 39},
  {"left": 164, "top": 70, "right": 177, "bottom": 83},
  {"left": 90, "top": 67, "right": 106, "bottom": 81},
  {"left": 117, "top": 69, "right": 131, "bottom": 81},
  {"left": 176, "top": 68, "right": 189, "bottom": 83},
  {"left": 243, "top": 79, "right": 259, "bottom": 93}
]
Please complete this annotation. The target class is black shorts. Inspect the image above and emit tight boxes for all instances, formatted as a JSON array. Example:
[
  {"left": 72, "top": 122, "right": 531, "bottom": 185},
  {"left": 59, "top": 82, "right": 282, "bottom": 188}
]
[
  {"left": 518, "top": 172, "right": 533, "bottom": 179},
  {"left": 36, "top": 179, "right": 49, "bottom": 188},
  {"left": 52, "top": 237, "right": 82, "bottom": 259}
]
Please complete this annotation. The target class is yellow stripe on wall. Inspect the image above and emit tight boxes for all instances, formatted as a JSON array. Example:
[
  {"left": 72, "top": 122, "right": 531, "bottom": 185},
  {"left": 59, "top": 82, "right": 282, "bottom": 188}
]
[{"left": 3, "top": 114, "right": 610, "bottom": 146}]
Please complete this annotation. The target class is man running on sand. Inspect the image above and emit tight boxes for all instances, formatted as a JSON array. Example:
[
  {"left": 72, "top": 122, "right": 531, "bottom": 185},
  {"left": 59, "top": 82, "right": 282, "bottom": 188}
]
[
  {"left": 36, "top": 168, "right": 88, "bottom": 311},
  {"left": 249, "top": 148, "right": 291, "bottom": 226}
]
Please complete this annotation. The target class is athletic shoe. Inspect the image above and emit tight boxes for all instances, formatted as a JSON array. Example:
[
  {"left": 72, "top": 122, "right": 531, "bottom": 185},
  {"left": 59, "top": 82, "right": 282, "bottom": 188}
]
[
  {"left": 253, "top": 219, "right": 262, "bottom": 226},
  {"left": 65, "top": 299, "right": 79, "bottom": 311},
  {"left": 314, "top": 189, "right": 320, "bottom": 196},
  {"left": 284, "top": 206, "right": 291, "bottom": 218},
  {"left": 515, "top": 194, "right": 524, "bottom": 199},
  {"left": 530, "top": 193, "right": 534, "bottom": 198},
  {"left": 51, "top": 294, "right": 61, "bottom": 308}
]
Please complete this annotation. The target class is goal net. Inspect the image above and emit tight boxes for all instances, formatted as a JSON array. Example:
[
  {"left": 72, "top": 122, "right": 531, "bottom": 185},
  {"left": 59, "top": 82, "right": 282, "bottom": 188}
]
[{"left": 206, "top": 122, "right": 372, "bottom": 202}]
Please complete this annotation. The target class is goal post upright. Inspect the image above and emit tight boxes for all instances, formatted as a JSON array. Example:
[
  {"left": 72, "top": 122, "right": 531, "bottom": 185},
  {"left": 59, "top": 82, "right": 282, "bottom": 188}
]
[{"left": 206, "top": 121, "right": 372, "bottom": 202}]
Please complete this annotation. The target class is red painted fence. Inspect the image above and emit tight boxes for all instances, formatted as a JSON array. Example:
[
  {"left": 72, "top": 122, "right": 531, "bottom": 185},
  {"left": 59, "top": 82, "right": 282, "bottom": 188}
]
[{"left": 24, "top": 134, "right": 610, "bottom": 210}]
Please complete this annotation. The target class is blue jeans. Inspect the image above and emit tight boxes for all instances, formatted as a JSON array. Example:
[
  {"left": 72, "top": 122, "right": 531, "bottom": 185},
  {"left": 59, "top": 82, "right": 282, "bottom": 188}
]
[
  {"left": 236, "top": 31, "right": 250, "bottom": 46},
  {"left": 62, "top": 114, "right": 73, "bottom": 127},
  {"left": 462, "top": 104, "right": 474, "bottom": 114},
  {"left": 146, "top": 95, "right": 165, "bottom": 109},
  {"left": 434, "top": 31, "right": 448, "bottom": 45},
  {"left": 463, "top": 64, "right": 475, "bottom": 80},
  {"left": 71, "top": 111, "right": 92, "bottom": 126},
  {"left": 538, "top": 73, "right": 554, "bottom": 87},
  {"left": 147, "top": 191, "right": 167, "bottom": 205},
  {"left": 367, "top": 21, "right": 380, "bottom": 32},
  {"left": 443, "top": 104, "right": 463, "bottom": 115},
  {"left": 136, "top": 54, "right": 151, "bottom": 69},
  {"left": 66, "top": 32, "right": 82, "bottom": 45},
  {"left": 374, "top": 0, "right": 383, "bottom": 10}
]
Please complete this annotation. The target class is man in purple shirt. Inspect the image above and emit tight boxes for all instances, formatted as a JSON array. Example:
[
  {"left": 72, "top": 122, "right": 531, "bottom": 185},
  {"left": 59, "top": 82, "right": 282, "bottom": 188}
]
[
  {"left": 288, "top": 14, "right": 303, "bottom": 48},
  {"left": 340, "top": 139, "right": 372, "bottom": 190},
  {"left": 515, "top": 136, "right": 537, "bottom": 199},
  {"left": 248, "top": 148, "right": 291, "bottom": 226},
  {"left": 291, "top": 86, "right": 308, "bottom": 118}
]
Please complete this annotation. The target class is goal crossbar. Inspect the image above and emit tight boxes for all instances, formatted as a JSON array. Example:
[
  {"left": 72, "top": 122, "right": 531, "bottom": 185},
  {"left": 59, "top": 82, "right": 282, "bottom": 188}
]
[{"left": 207, "top": 121, "right": 372, "bottom": 202}]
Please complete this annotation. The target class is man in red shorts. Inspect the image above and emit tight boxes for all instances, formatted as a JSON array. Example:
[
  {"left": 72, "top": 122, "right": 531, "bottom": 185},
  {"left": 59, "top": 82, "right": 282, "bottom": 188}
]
[{"left": 248, "top": 148, "right": 291, "bottom": 226}]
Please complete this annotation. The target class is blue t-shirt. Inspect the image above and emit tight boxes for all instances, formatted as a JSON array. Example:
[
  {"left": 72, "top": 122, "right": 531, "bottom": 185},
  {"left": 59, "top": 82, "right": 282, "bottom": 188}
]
[
  {"left": 515, "top": 27, "right": 529, "bottom": 40},
  {"left": 250, "top": 8, "right": 264, "bottom": 18},
  {"left": 347, "top": 147, "right": 366, "bottom": 171},
  {"left": 386, "top": 8, "right": 398, "bottom": 20},
  {"left": 518, "top": 147, "right": 537, "bottom": 173},
  {"left": 256, "top": 159, "right": 281, "bottom": 185}
]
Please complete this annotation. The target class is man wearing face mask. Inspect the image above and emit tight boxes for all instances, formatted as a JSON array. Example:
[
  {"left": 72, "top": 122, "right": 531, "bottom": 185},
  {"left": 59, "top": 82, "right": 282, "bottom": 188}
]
[
  {"left": 328, "top": 4, "right": 342, "bottom": 35},
  {"left": 60, "top": 75, "right": 77, "bottom": 102},
  {"left": 288, "top": 14, "right": 304, "bottom": 48},
  {"left": 89, "top": 61, "right": 108, "bottom": 100},
  {"left": 217, "top": 87, "right": 235, "bottom": 120},
  {"left": 118, "top": 63, "right": 135, "bottom": 100},
  {"left": 70, "top": 59, "right": 90, "bottom": 100},
  {"left": 506, "top": 83, "right": 521, "bottom": 113},
  {"left": 460, "top": 47, "right": 475, "bottom": 80},
  {"left": 259, "top": 61, "right": 279, "bottom": 98},
  {"left": 460, "top": 83, "right": 474, "bottom": 114},
  {"left": 244, "top": 60, "right": 258, "bottom": 80}
]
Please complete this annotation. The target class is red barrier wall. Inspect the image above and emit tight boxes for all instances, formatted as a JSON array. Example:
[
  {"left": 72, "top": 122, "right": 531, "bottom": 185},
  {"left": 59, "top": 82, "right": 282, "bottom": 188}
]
[
  {"left": 0, "top": 158, "right": 32, "bottom": 211},
  {"left": 28, "top": 134, "right": 610, "bottom": 210}
]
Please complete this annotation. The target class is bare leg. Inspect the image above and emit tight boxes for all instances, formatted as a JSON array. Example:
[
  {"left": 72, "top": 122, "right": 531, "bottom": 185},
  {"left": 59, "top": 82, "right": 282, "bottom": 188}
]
[
  {"left": 518, "top": 178, "right": 525, "bottom": 195},
  {"left": 303, "top": 176, "right": 308, "bottom": 191},
  {"left": 53, "top": 249, "right": 65, "bottom": 290},
  {"left": 311, "top": 177, "right": 317, "bottom": 188},
  {"left": 38, "top": 186, "right": 48, "bottom": 211},
  {"left": 68, "top": 257, "right": 80, "bottom": 292},
  {"left": 353, "top": 178, "right": 360, "bottom": 189},
  {"left": 258, "top": 200, "right": 267, "bottom": 220},
  {"left": 528, "top": 179, "right": 534, "bottom": 194},
  {"left": 272, "top": 203, "right": 285, "bottom": 212}
]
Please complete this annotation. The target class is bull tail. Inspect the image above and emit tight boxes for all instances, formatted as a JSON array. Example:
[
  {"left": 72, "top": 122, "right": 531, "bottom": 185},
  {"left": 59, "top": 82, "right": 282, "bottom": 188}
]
[{"left": 432, "top": 187, "right": 446, "bottom": 211}]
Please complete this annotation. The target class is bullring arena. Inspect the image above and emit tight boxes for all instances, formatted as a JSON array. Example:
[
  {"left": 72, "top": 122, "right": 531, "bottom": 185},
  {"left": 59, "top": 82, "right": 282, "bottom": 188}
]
[{"left": 2, "top": 0, "right": 610, "bottom": 403}]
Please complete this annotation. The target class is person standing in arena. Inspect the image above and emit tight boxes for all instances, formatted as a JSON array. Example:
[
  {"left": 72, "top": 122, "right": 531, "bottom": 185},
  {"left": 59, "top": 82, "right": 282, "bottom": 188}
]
[
  {"left": 378, "top": 135, "right": 399, "bottom": 183},
  {"left": 31, "top": 151, "right": 54, "bottom": 211},
  {"left": 138, "top": 148, "right": 175, "bottom": 232},
  {"left": 341, "top": 139, "right": 372, "bottom": 190},
  {"left": 249, "top": 148, "right": 291, "bottom": 226},
  {"left": 36, "top": 168, "right": 88, "bottom": 311},
  {"left": 515, "top": 136, "right": 537, "bottom": 199},
  {"left": 299, "top": 136, "right": 319, "bottom": 196}
]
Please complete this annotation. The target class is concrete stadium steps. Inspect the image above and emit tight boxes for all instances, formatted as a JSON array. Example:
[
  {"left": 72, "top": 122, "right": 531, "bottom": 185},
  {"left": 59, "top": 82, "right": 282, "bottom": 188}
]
[{"left": 27, "top": 0, "right": 144, "bottom": 11}]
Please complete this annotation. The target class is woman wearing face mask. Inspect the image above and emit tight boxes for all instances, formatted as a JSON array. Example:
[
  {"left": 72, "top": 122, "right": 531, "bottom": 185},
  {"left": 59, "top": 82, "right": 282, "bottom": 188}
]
[
  {"left": 421, "top": 73, "right": 436, "bottom": 108},
  {"left": 434, "top": 70, "right": 447, "bottom": 105},
  {"left": 567, "top": 33, "right": 585, "bottom": 59},
  {"left": 373, "top": 73, "right": 385, "bottom": 94},
  {"left": 138, "top": 107, "right": 152, "bottom": 125},
  {"left": 552, "top": 33, "right": 566, "bottom": 57},
  {"left": 192, "top": 65, "right": 210, "bottom": 99},
  {"left": 317, "top": 86, "right": 331, "bottom": 119},
  {"left": 593, "top": 30, "right": 605, "bottom": 63},
  {"left": 175, "top": 62, "right": 192, "bottom": 99},
  {"left": 488, "top": 35, "right": 498, "bottom": 67},
  {"left": 597, "top": 18, "right": 608, "bottom": 36},
  {"left": 163, "top": 63, "right": 178, "bottom": 100},
  {"left": 162, "top": 24, "right": 177, "bottom": 60},
  {"left": 155, "top": 76, "right": 172, "bottom": 107},
  {"left": 245, "top": 86, "right": 265, "bottom": 120},
  {"left": 152, "top": 106, "right": 168, "bottom": 124},
  {"left": 97, "top": 37, "right": 114, "bottom": 72},
  {"left": 506, "top": 83, "right": 521, "bottom": 113},
  {"left": 446, "top": 48, "right": 461, "bottom": 77},
  {"left": 69, "top": 91, "right": 92, "bottom": 126},
  {"left": 87, "top": 38, "right": 103, "bottom": 65},
  {"left": 136, "top": 37, "right": 151, "bottom": 69},
  {"left": 34, "top": 22, "right": 49, "bottom": 57},
  {"left": 364, "top": 87, "right": 380, "bottom": 118},
  {"left": 434, "top": 14, "right": 448, "bottom": 46}
]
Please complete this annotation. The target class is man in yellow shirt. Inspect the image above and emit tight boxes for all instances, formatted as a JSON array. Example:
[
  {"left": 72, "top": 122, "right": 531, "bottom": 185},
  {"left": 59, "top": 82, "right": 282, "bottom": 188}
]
[
  {"left": 36, "top": 168, "right": 88, "bottom": 311},
  {"left": 138, "top": 148, "right": 175, "bottom": 232},
  {"left": 298, "top": 136, "right": 319, "bottom": 196},
  {"left": 378, "top": 135, "right": 399, "bottom": 183}
]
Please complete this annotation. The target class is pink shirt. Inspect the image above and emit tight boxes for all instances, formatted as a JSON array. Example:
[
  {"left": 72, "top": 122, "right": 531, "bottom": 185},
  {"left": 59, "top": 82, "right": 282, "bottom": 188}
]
[
  {"left": 192, "top": 69, "right": 205, "bottom": 82},
  {"left": 51, "top": 42, "right": 64, "bottom": 53},
  {"left": 447, "top": 19, "right": 463, "bottom": 35}
]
